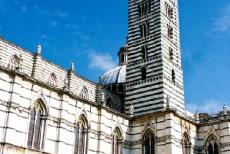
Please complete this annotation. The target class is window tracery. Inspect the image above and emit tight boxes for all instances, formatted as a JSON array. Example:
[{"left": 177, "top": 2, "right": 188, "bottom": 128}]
[
  {"left": 111, "top": 127, "right": 123, "bottom": 154},
  {"left": 205, "top": 135, "right": 219, "bottom": 154},
  {"left": 182, "top": 132, "right": 191, "bottom": 154},
  {"left": 27, "top": 100, "right": 47, "bottom": 150},
  {"left": 142, "top": 129, "right": 155, "bottom": 154},
  {"left": 74, "top": 115, "right": 89, "bottom": 154}
]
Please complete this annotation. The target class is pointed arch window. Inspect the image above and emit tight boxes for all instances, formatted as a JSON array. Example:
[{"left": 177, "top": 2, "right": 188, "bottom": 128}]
[
  {"left": 205, "top": 135, "right": 219, "bottom": 154},
  {"left": 111, "top": 127, "right": 123, "bottom": 154},
  {"left": 79, "top": 86, "right": 89, "bottom": 100},
  {"left": 74, "top": 115, "right": 89, "bottom": 154},
  {"left": 27, "top": 100, "right": 47, "bottom": 150},
  {"left": 182, "top": 132, "right": 191, "bottom": 154},
  {"left": 8, "top": 55, "right": 21, "bottom": 70},
  {"left": 165, "top": 3, "right": 173, "bottom": 19},
  {"left": 48, "top": 73, "right": 58, "bottom": 87},
  {"left": 142, "top": 129, "right": 155, "bottom": 154}
]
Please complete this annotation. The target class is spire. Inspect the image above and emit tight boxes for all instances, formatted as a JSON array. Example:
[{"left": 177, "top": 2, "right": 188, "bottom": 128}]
[
  {"left": 70, "top": 61, "right": 75, "bottom": 72},
  {"left": 36, "top": 44, "right": 42, "bottom": 55}
]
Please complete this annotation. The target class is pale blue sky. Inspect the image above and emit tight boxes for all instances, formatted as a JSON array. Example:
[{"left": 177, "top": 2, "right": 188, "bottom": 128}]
[{"left": 0, "top": 0, "right": 229, "bottom": 113}]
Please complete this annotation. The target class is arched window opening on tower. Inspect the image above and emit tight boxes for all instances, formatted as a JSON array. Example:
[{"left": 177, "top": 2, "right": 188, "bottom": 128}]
[
  {"left": 120, "top": 54, "right": 125, "bottom": 63},
  {"left": 27, "top": 100, "right": 47, "bottom": 150},
  {"left": 182, "top": 132, "right": 191, "bottom": 154},
  {"left": 165, "top": 3, "right": 173, "bottom": 19},
  {"left": 205, "top": 135, "right": 219, "bottom": 154},
  {"left": 8, "top": 54, "right": 20, "bottom": 70},
  {"left": 167, "top": 25, "right": 173, "bottom": 39},
  {"left": 169, "top": 47, "right": 173, "bottom": 61},
  {"left": 111, "top": 127, "right": 123, "bottom": 154},
  {"left": 138, "top": 0, "right": 151, "bottom": 17},
  {"left": 172, "top": 69, "right": 175, "bottom": 83},
  {"left": 142, "top": 129, "right": 155, "bottom": 154},
  {"left": 112, "top": 85, "right": 117, "bottom": 92},
  {"left": 140, "top": 23, "right": 149, "bottom": 38},
  {"left": 141, "top": 45, "right": 148, "bottom": 60},
  {"left": 74, "top": 115, "right": 89, "bottom": 154},
  {"left": 141, "top": 67, "right": 147, "bottom": 80}
]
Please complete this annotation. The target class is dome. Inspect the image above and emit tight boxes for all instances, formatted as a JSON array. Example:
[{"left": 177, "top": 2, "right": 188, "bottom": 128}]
[{"left": 99, "top": 65, "right": 126, "bottom": 85}]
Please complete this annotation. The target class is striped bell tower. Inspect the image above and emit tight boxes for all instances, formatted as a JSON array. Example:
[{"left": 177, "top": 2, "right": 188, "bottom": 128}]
[{"left": 125, "top": 0, "right": 185, "bottom": 116}]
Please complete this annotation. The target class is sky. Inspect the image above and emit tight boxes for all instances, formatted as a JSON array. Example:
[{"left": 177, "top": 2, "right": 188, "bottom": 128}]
[{"left": 0, "top": 0, "right": 230, "bottom": 113}]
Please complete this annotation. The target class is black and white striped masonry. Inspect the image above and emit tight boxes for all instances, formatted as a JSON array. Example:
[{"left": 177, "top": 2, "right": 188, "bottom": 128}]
[{"left": 125, "top": 0, "right": 185, "bottom": 116}]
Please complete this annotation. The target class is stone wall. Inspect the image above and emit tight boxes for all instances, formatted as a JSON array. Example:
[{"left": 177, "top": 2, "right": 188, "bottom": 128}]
[{"left": 0, "top": 37, "right": 129, "bottom": 154}]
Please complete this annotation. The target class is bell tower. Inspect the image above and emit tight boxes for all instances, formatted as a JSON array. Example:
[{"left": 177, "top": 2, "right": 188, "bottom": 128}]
[{"left": 125, "top": 0, "right": 185, "bottom": 116}]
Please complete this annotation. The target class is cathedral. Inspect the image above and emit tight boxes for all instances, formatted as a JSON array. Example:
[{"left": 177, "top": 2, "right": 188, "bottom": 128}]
[{"left": 0, "top": 0, "right": 229, "bottom": 154}]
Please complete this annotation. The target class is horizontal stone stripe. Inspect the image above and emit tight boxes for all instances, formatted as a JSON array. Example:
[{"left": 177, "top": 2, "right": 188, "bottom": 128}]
[
  {"left": 125, "top": 87, "right": 163, "bottom": 102},
  {"left": 126, "top": 81, "right": 163, "bottom": 96},
  {"left": 126, "top": 73, "right": 163, "bottom": 84}
]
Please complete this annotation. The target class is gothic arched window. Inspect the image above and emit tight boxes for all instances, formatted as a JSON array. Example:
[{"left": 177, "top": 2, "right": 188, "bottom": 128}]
[
  {"left": 74, "top": 115, "right": 89, "bottom": 154},
  {"left": 79, "top": 86, "right": 89, "bottom": 100},
  {"left": 142, "top": 129, "right": 155, "bottom": 154},
  {"left": 27, "top": 100, "right": 47, "bottom": 150},
  {"left": 138, "top": 0, "right": 151, "bottom": 17},
  {"left": 48, "top": 73, "right": 58, "bottom": 87},
  {"left": 111, "top": 127, "right": 123, "bottom": 154},
  {"left": 205, "top": 135, "right": 219, "bottom": 154},
  {"left": 8, "top": 55, "right": 20, "bottom": 70},
  {"left": 182, "top": 132, "right": 191, "bottom": 154},
  {"left": 165, "top": 3, "right": 173, "bottom": 19}
]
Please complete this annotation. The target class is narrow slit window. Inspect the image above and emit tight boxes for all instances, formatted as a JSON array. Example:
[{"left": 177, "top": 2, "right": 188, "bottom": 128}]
[
  {"left": 140, "top": 23, "right": 149, "bottom": 38},
  {"left": 142, "top": 67, "right": 147, "bottom": 80},
  {"left": 167, "top": 25, "right": 173, "bottom": 39},
  {"left": 141, "top": 45, "right": 148, "bottom": 60},
  {"left": 169, "top": 47, "right": 173, "bottom": 61},
  {"left": 172, "top": 69, "right": 175, "bottom": 83}
]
